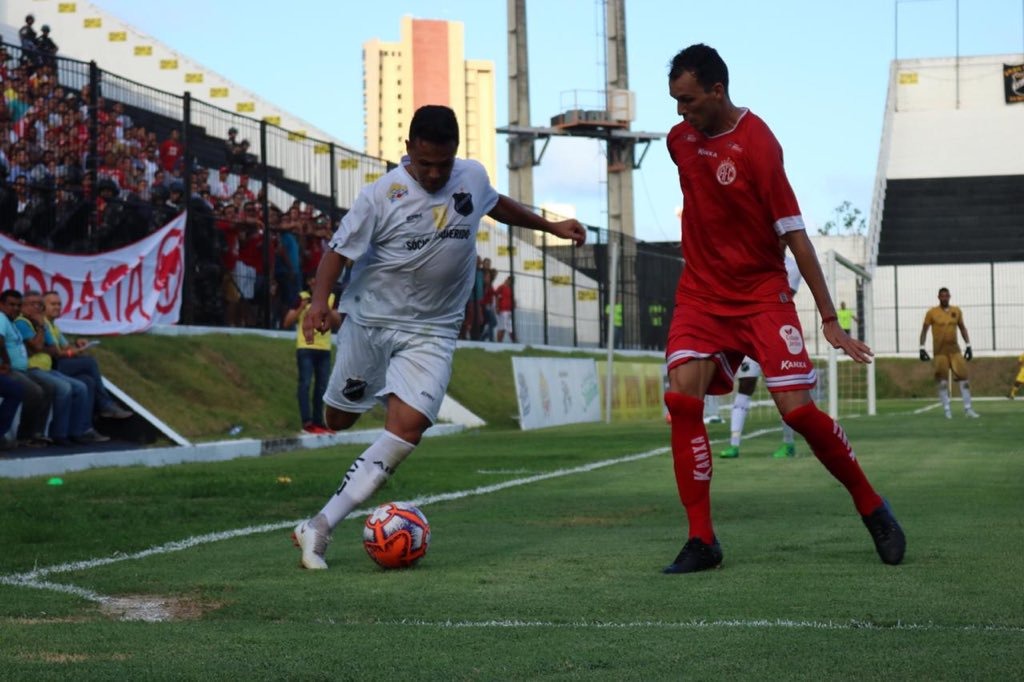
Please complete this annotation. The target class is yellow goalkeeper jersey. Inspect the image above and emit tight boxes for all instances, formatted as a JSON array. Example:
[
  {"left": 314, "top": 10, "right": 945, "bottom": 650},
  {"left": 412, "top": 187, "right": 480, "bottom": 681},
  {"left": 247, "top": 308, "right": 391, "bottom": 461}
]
[{"left": 923, "top": 305, "right": 964, "bottom": 355}]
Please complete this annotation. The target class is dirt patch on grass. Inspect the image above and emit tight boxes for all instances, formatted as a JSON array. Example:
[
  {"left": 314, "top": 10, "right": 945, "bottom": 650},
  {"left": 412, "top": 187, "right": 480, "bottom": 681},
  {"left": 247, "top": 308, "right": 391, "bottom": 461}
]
[{"left": 98, "top": 594, "right": 222, "bottom": 622}]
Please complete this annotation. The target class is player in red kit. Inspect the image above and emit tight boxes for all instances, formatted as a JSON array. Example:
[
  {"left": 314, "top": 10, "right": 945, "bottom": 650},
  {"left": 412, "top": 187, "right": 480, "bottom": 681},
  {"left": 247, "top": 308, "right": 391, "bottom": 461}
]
[{"left": 661, "top": 44, "right": 905, "bottom": 573}]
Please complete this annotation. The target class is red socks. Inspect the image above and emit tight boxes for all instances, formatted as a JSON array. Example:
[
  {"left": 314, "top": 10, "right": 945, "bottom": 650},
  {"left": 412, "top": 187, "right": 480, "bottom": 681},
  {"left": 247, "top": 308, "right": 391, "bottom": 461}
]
[
  {"left": 783, "top": 402, "right": 883, "bottom": 516},
  {"left": 664, "top": 392, "right": 715, "bottom": 543}
]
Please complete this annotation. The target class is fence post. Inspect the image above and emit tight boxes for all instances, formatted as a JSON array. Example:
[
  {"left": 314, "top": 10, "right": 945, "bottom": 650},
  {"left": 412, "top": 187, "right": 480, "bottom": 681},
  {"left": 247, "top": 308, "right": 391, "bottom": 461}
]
[
  {"left": 87, "top": 61, "right": 99, "bottom": 244},
  {"left": 541, "top": 210, "right": 549, "bottom": 346},
  {"left": 181, "top": 91, "right": 195, "bottom": 324},
  {"left": 329, "top": 143, "right": 339, "bottom": 225},
  {"left": 604, "top": 237, "right": 620, "bottom": 423},
  {"left": 259, "top": 119, "right": 272, "bottom": 329}
]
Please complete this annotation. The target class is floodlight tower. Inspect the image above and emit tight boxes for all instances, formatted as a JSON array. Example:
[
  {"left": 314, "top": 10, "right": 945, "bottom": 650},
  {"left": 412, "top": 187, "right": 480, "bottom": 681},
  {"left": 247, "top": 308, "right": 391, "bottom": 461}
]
[{"left": 501, "top": 0, "right": 662, "bottom": 238}]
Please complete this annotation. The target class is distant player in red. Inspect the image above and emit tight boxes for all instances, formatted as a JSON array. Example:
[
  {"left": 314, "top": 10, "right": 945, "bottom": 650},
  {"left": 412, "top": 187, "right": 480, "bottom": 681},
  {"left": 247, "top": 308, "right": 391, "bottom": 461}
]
[{"left": 661, "top": 44, "right": 904, "bottom": 573}]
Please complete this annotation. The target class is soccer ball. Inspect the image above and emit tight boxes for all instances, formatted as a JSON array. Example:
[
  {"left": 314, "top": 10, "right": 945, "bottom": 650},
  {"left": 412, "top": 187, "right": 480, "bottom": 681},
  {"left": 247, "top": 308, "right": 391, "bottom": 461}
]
[{"left": 363, "top": 501, "right": 431, "bottom": 569}]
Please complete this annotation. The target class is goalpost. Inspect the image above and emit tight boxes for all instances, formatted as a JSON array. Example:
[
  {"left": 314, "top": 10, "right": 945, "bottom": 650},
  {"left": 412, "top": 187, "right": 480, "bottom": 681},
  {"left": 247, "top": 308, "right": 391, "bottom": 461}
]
[
  {"left": 824, "top": 249, "right": 876, "bottom": 419},
  {"left": 717, "top": 249, "right": 876, "bottom": 427}
]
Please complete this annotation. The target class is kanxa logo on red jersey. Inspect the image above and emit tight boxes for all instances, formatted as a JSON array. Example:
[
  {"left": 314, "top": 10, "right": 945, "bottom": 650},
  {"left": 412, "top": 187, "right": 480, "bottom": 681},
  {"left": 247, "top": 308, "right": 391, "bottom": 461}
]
[
  {"left": 716, "top": 158, "right": 737, "bottom": 185},
  {"left": 779, "top": 324, "right": 804, "bottom": 355}
]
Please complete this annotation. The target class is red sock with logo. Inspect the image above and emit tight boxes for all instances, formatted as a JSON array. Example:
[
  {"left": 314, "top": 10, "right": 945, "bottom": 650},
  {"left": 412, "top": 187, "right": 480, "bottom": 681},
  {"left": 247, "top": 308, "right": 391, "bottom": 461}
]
[
  {"left": 782, "top": 402, "right": 883, "bottom": 516},
  {"left": 664, "top": 392, "right": 715, "bottom": 543}
]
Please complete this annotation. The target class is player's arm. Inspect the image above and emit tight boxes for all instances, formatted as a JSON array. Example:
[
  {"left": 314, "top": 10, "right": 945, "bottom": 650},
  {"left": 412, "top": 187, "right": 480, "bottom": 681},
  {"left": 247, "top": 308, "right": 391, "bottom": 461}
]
[
  {"left": 303, "top": 251, "right": 350, "bottom": 343},
  {"left": 918, "top": 316, "right": 932, "bottom": 361},
  {"left": 782, "top": 229, "right": 873, "bottom": 364},
  {"left": 488, "top": 195, "right": 586, "bottom": 246},
  {"left": 957, "top": 314, "right": 973, "bottom": 360}
]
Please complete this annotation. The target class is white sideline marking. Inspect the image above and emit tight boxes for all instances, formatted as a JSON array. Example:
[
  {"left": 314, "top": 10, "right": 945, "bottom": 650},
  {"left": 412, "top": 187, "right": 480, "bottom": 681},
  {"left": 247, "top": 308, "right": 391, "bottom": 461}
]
[
  {"left": 381, "top": 618, "right": 1024, "bottom": 634},
  {"left": 1, "top": 445, "right": 673, "bottom": 600},
  {"left": 0, "top": 416, "right": 902, "bottom": 605}
]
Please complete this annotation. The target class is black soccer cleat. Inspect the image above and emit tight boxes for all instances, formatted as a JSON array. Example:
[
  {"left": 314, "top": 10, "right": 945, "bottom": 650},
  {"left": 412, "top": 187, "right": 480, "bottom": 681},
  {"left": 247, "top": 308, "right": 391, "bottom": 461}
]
[
  {"left": 861, "top": 499, "right": 906, "bottom": 565},
  {"left": 662, "top": 536, "right": 723, "bottom": 574}
]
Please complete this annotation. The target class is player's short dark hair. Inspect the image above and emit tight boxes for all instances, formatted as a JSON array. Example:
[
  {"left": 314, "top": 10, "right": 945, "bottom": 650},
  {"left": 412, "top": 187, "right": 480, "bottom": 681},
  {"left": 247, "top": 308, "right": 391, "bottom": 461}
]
[
  {"left": 938, "top": 287, "right": 950, "bottom": 295},
  {"left": 0, "top": 289, "right": 22, "bottom": 303},
  {"left": 668, "top": 44, "right": 729, "bottom": 93},
  {"left": 409, "top": 105, "right": 459, "bottom": 147}
]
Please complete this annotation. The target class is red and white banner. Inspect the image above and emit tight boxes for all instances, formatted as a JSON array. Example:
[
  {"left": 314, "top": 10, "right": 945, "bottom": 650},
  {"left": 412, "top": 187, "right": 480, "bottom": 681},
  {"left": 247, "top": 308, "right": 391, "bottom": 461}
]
[{"left": 0, "top": 213, "right": 186, "bottom": 335}]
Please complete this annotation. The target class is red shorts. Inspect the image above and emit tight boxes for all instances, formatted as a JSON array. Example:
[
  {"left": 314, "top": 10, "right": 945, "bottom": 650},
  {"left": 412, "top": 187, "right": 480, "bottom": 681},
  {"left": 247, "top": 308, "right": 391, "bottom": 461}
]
[{"left": 665, "top": 301, "right": 816, "bottom": 396}]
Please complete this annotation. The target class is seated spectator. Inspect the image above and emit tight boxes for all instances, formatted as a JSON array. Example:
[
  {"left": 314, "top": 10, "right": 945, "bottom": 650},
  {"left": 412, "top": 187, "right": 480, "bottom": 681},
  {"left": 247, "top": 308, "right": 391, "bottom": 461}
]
[
  {"left": 44, "top": 290, "right": 133, "bottom": 420},
  {"left": 15, "top": 290, "right": 108, "bottom": 446},
  {"left": 0, "top": 343, "right": 25, "bottom": 449},
  {"left": 0, "top": 289, "right": 52, "bottom": 446}
]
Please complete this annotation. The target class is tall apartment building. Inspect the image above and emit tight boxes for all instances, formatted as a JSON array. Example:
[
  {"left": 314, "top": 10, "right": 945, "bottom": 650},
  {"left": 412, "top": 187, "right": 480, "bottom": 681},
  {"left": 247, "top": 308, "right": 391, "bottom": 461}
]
[{"left": 363, "top": 16, "right": 497, "bottom": 183}]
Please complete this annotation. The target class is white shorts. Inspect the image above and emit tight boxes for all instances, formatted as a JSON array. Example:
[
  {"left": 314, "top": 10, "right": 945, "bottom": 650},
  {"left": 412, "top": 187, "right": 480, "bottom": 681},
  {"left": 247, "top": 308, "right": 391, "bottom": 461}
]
[
  {"left": 233, "top": 262, "right": 256, "bottom": 299},
  {"left": 498, "top": 311, "right": 513, "bottom": 333},
  {"left": 323, "top": 322, "right": 456, "bottom": 424},
  {"left": 735, "top": 356, "right": 762, "bottom": 380}
]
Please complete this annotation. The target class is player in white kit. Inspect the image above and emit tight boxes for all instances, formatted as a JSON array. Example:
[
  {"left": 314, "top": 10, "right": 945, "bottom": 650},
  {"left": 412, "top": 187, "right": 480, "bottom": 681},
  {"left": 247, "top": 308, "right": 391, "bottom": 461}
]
[
  {"left": 719, "top": 254, "right": 803, "bottom": 459},
  {"left": 292, "top": 105, "right": 587, "bottom": 569}
]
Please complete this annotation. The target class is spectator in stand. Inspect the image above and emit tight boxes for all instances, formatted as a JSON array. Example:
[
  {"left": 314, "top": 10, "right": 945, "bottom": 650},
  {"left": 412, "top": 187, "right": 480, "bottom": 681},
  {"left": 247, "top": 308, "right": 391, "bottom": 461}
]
[
  {"left": 215, "top": 203, "right": 243, "bottom": 326},
  {"left": 37, "top": 25, "right": 58, "bottom": 68},
  {"left": 111, "top": 101, "right": 132, "bottom": 143},
  {"left": 16, "top": 290, "right": 109, "bottom": 446},
  {"left": 479, "top": 267, "right": 498, "bottom": 342},
  {"left": 159, "top": 128, "right": 183, "bottom": 175},
  {"left": 283, "top": 275, "right": 341, "bottom": 434},
  {"left": 212, "top": 165, "right": 233, "bottom": 200},
  {"left": 19, "top": 15, "right": 40, "bottom": 66},
  {"left": 496, "top": 274, "right": 516, "bottom": 343},
  {"left": 0, "top": 289, "right": 52, "bottom": 447},
  {"left": 224, "top": 127, "right": 239, "bottom": 167},
  {"left": 229, "top": 139, "right": 254, "bottom": 174},
  {"left": 276, "top": 205, "right": 304, "bottom": 322},
  {"left": 236, "top": 173, "right": 255, "bottom": 201},
  {"left": 44, "top": 288, "right": 135, "bottom": 417}
]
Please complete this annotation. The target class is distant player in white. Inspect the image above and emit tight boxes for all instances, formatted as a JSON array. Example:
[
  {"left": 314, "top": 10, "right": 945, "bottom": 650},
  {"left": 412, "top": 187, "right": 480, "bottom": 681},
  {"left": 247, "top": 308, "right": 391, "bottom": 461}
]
[
  {"left": 292, "top": 105, "right": 587, "bottom": 569},
  {"left": 719, "top": 253, "right": 803, "bottom": 459}
]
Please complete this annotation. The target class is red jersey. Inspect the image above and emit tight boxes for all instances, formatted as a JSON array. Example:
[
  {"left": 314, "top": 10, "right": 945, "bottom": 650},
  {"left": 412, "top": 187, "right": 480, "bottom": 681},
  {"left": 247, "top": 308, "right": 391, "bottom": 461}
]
[
  {"left": 159, "top": 138, "right": 183, "bottom": 172},
  {"left": 496, "top": 283, "right": 514, "bottom": 313},
  {"left": 667, "top": 109, "right": 804, "bottom": 316}
]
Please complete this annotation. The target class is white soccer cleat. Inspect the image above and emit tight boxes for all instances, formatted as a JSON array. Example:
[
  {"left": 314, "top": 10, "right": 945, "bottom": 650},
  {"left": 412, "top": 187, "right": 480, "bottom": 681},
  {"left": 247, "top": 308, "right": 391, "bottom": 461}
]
[
  {"left": 964, "top": 408, "right": 980, "bottom": 419},
  {"left": 292, "top": 514, "right": 331, "bottom": 570},
  {"left": 944, "top": 409, "right": 952, "bottom": 420}
]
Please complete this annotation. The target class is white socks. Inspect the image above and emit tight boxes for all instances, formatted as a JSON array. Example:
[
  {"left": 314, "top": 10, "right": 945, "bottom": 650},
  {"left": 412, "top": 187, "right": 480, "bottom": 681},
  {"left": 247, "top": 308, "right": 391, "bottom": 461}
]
[
  {"left": 730, "top": 393, "right": 750, "bottom": 447},
  {"left": 781, "top": 422, "right": 795, "bottom": 445},
  {"left": 319, "top": 430, "right": 416, "bottom": 528},
  {"left": 959, "top": 380, "right": 973, "bottom": 411},
  {"left": 938, "top": 380, "right": 951, "bottom": 413}
]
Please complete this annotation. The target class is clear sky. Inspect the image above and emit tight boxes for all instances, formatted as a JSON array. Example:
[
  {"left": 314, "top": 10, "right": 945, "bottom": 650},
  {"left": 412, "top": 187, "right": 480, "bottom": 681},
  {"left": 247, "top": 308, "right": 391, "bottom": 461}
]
[{"left": 88, "top": 0, "right": 1024, "bottom": 242}]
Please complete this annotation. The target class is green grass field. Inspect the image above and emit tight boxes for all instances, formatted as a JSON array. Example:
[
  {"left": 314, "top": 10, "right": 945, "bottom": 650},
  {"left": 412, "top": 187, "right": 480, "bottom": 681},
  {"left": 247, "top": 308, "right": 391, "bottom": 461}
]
[{"left": 1, "top": 398, "right": 1022, "bottom": 680}]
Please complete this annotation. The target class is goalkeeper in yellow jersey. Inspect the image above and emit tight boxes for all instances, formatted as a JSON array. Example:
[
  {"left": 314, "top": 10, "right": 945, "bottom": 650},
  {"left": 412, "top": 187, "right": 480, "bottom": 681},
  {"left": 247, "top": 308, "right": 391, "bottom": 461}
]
[
  {"left": 919, "top": 287, "right": 979, "bottom": 419},
  {"left": 1008, "top": 353, "right": 1024, "bottom": 399}
]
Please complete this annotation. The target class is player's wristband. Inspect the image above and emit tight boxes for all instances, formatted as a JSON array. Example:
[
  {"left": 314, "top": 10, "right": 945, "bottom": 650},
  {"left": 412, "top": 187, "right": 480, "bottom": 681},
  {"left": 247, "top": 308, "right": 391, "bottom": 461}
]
[{"left": 821, "top": 315, "right": 837, "bottom": 325}]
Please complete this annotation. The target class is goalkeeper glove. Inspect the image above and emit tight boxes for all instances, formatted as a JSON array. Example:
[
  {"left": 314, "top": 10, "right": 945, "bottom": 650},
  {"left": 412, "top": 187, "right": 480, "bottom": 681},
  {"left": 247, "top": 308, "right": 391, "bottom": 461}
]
[
  {"left": 964, "top": 345, "right": 973, "bottom": 361},
  {"left": 919, "top": 347, "right": 930, "bottom": 362}
]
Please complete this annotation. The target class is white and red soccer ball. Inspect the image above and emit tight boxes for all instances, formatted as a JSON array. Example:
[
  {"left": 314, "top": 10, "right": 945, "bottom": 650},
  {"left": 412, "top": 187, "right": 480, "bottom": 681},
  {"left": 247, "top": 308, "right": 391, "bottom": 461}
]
[{"left": 363, "top": 502, "right": 430, "bottom": 569}]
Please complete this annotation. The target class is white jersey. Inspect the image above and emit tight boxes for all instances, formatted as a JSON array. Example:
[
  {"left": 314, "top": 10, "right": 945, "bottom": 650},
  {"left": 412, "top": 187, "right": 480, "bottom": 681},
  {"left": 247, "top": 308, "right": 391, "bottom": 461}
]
[
  {"left": 784, "top": 255, "right": 801, "bottom": 296},
  {"left": 328, "top": 158, "right": 499, "bottom": 338}
]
